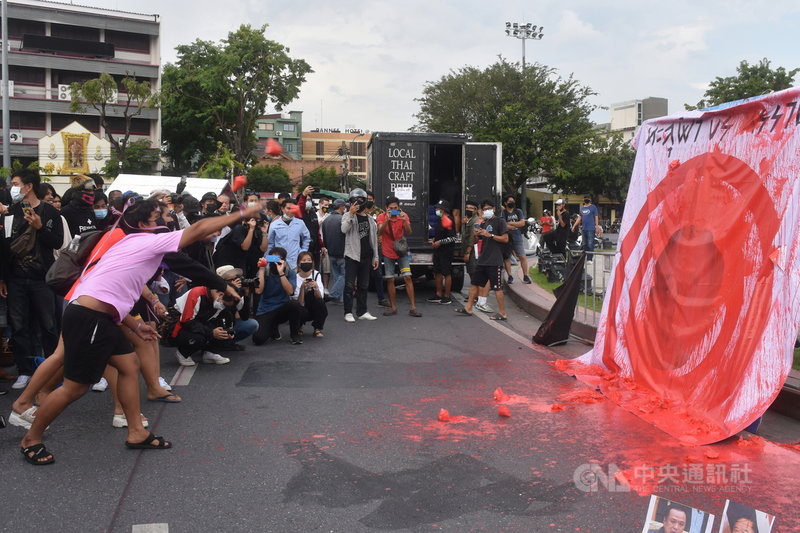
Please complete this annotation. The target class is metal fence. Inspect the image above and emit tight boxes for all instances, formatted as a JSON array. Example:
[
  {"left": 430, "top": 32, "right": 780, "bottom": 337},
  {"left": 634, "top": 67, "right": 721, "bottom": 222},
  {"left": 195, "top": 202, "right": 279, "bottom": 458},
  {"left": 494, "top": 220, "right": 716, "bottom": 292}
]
[{"left": 569, "top": 249, "right": 616, "bottom": 328}]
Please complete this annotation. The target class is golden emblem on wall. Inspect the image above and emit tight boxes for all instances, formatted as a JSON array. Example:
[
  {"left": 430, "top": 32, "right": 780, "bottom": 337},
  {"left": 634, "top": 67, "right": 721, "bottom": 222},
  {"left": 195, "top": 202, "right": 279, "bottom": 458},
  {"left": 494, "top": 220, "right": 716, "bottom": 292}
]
[{"left": 61, "top": 132, "right": 90, "bottom": 174}]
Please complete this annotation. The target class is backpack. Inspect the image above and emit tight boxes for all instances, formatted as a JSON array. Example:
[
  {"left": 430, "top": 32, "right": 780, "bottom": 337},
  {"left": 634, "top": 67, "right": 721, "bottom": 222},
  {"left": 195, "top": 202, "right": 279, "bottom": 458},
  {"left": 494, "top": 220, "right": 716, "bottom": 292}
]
[{"left": 45, "top": 230, "right": 106, "bottom": 296}]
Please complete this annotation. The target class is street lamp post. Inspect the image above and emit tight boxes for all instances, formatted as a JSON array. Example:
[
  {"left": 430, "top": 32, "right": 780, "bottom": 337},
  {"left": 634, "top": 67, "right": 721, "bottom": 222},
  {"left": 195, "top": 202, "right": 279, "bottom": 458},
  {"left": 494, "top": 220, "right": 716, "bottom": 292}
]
[{"left": 505, "top": 22, "right": 544, "bottom": 70}]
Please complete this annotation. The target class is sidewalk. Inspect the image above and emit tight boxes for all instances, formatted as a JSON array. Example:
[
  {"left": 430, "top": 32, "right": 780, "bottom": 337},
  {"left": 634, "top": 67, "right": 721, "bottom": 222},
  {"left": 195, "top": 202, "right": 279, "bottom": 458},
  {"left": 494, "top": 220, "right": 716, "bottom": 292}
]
[{"left": 502, "top": 259, "right": 800, "bottom": 441}]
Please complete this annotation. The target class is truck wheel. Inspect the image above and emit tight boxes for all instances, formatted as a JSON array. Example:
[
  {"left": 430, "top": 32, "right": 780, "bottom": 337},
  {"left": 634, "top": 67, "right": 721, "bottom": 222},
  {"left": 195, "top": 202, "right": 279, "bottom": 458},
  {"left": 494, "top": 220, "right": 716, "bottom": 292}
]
[{"left": 451, "top": 265, "right": 465, "bottom": 292}]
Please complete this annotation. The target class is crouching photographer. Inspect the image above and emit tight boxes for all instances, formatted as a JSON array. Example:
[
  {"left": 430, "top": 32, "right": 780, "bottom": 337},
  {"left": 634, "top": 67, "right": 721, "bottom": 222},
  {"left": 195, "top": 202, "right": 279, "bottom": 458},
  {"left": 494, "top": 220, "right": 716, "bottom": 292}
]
[
  {"left": 293, "top": 251, "right": 327, "bottom": 338},
  {"left": 215, "top": 265, "right": 259, "bottom": 350},
  {"left": 252, "top": 247, "right": 305, "bottom": 345},
  {"left": 167, "top": 286, "right": 237, "bottom": 366}
]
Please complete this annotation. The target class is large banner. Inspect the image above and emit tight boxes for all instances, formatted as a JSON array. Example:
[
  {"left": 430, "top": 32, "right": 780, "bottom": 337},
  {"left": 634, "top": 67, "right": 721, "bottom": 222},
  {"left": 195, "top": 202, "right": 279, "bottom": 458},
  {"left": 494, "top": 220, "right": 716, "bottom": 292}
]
[{"left": 562, "top": 87, "right": 800, "bottom": 445}]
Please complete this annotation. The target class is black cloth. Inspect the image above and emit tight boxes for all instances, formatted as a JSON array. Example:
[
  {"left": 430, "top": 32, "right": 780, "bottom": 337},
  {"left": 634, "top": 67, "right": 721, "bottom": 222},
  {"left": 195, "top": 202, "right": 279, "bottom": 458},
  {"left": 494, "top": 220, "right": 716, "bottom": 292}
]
[
  {"left": 164, "top": 252, "right": 228, "bottom": 293},
  {"left": 252, "top": 300, "right": 304, "bottom": 344},
  {"left": 344, "top": 255, "right": 371, "bottom": 316},
  {"left": 183, "top": 240, "right": 214, "bottom": 271},
  {"left": 357, "top": 214, "right": 372, "bottom": 263},
  {"left": 433, "top": 214, "right": 456, "bottom": 274},
  {"left": 212, "top": 224, "right": 250, "bottom": 269},
  {"left": 533, "top": 254, "right": 586, "bottom": 346},
  {"left": 62, "top": 303, "right": 133, "bottom": 384},
  {"left": 5, "top": 201, "right": 64, "bottom": 280},
  {"left": 299, "top": 291, "right": 328, "bottom": 331},
  {"left": 321, "top": 212, "right": 345, "bottom": 257},
  {"left": 476, "top": 216, "right": 507, "bottom": 267},
  {"left": 61, "top": 199, "right": 97, "bottom": 237}
]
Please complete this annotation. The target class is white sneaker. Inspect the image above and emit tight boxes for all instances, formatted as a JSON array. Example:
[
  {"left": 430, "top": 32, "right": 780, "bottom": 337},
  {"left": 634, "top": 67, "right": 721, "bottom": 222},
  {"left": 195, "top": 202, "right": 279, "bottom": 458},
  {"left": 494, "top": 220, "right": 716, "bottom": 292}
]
[
  {"left": 91, "top": 377, "right": 108, "bottom": 392},
  {"left": 201, "top": 351, "right": 230, "bottom": 365},
  {"left": 158, "top": 376, "right": 173, "bottom": 391},
  {"left": 9, "top": 406, "right": 37, "bottom": 429},
  {"left": 112, "top": 413, "right": 149, "bottom": 429},
  {"left": 11, "top": 375, "right": 30, "bottom": 390},
  {"left": 475, "top": 303, "right": 494, "bottom": 314},
  {"left": 358, "top": 312, "right": 377, "bottom": 321},
  {"left": 344, "top": 313, "right": 356, "bottom": 323},
  {"left": 175, "top": 353, "right": 196, "bottom": 366}
]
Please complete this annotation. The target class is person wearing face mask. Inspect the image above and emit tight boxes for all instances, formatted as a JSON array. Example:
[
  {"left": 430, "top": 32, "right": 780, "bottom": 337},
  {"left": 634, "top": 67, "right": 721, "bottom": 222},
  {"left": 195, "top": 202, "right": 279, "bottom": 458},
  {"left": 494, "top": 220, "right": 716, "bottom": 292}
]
[
  {"left": 93, "top": 191, "right": 113, "bottom": 232},
  {"left": 60, "top": 178, "right": 98, "bottom": 238},
  {"left": 267, "top": 198, "right": 310, "bottom": 269},
  {"left": 320, "top": 198, "right": 347, "bottom": 304},
  {"left": 427, "top": 200, "right": 456, "bottom": 305},
  {"left": 292, "top": 251, "right": 327, "bottom": 338},
  {"left": 500, "top": 193, "right": 531, "bottom": 284},
  {"left": 1, "top": 169, "right": 64, "bottom": 390},
  {"left": 253, "top": 247, "right": 305, "bottom": 345},
  {"left": 454, "top": 198, "right": 509, "bottom": 320},
  {"left": 168, "top": 285, "right": 235, "bottom": 366},
  {"left": 461, "top": 200, "right": 480, "bottom": 292}
]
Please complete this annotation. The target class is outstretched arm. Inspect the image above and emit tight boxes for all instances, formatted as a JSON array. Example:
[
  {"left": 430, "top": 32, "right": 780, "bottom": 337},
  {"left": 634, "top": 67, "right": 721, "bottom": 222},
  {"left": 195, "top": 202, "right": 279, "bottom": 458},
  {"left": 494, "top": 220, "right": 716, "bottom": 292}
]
[{"left": 179, "top": 205, "right": 262, "bottom": 249}]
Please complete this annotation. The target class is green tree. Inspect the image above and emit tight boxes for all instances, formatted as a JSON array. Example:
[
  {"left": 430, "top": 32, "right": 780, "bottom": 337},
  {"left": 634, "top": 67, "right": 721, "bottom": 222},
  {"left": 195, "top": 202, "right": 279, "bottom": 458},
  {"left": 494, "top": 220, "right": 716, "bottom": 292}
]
[
  {"left": 686, "top": 58, "right": 799, "bottom": 110},
  {"left": 161, "top": 24, "right": 312, "bottom": 167},
  {"left": 69, "top": 72, "right": 158, "bottom": 165},
  {"left": 414, "top": 59, "right": 596, "bottom": 193},
  {"left": 246, "top": 164, "right": 292, "bottom": 193},
  {"left": 554, "top": 131, "right": 635, "bottom": 202},
  {"left": 102, "top": 139, "right": 160, "bottom": 178},
  {"left": 198, "top": 142, "right": 244, "bottom": 179},
  {"left": 300, "top": 166, "right": 339, "bottom": 191}
]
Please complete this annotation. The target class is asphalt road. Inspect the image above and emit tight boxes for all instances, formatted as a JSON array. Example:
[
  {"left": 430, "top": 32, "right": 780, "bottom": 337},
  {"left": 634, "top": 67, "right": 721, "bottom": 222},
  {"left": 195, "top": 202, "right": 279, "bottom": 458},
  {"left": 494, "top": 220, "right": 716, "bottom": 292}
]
[{"left": 1, "top": 284, "right": 798, "bottom": 532}]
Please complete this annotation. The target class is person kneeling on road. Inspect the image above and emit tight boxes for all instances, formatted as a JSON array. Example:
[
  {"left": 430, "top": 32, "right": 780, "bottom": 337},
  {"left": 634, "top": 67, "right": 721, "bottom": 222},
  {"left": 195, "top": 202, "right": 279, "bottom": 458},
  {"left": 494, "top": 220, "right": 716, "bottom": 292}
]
[
  {"left": 292, "top": 251, "right": 328, "bottom": 338},
  {"left": 253, "top": 247, "right": 305, "bottom": 345},
  {"left": 215, "top": 265, "right": 259, "bottom": 351},
  {"left": 170, "top": 286, "right": 237, "bottom": 366}
]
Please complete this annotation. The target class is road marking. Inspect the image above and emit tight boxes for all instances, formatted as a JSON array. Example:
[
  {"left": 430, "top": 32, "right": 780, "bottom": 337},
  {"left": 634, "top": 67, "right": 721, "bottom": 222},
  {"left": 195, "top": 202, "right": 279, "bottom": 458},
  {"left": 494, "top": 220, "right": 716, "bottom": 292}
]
[
  {"left": 132, "top": 524, "right": 169, "bottom": 533},
  {"left": 473, "top": 310, "right": 534, "bottom": 348},
  {"left": 170, "top": 364, "right": 197, "bottom": 387}
]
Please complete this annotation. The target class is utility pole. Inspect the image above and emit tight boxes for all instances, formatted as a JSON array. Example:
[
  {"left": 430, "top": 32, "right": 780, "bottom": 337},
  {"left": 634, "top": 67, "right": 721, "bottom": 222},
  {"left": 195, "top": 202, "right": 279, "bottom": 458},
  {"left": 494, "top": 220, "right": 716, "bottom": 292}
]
[{"left": 2, "top": 0, "right": 10, "bottom": 171}]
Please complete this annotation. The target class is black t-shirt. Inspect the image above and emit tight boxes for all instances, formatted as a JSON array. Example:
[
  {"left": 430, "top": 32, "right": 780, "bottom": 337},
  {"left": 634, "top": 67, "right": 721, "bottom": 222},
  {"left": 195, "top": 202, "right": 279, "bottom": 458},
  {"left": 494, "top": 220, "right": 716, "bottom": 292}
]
[
  {"left": 476, "top": 216, "right": 507, "bottom": 267},
  {"left": 212, "top": 223, "right": 250, "bottom": 269},
  {"left": 61, "top": 202, "right": 97, "bottom": 237},
  {"left": 357, "top": 214, "right": 372, "bottom": 263},
  {"left": 554, "top": 209, "right": 570, "bottom": 237},
  {"left": 434, "top": 214, "right": 456, "bottom": 256},
  {"left": 6, "top": 201, "right": 64, "bottom": 279}
]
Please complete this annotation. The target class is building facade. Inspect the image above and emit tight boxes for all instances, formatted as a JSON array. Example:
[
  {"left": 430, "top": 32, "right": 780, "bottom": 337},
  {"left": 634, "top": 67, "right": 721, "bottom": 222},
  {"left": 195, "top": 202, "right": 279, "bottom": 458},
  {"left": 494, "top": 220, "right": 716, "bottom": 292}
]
[
  {"left": 255, "top": 111, "right": 302, "bottom": 160},
  {"left": 301, "top": 130, "right": 371, "bottom": 181},
  {"left": 1, "top": 0, "right": 160, "bottom": 171},
  {"left": 608, "top": 97, "right": 668, "bottom": 141}
]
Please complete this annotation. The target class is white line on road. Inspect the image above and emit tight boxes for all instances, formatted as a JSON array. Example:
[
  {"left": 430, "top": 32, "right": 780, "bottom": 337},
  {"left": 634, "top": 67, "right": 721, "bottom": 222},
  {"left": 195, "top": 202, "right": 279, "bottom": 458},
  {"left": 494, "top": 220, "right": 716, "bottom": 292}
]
[
  {"left": 132, "top": 524, "right": 169, "bottom": 533},
  {"left": 170, "top": 364, "right": 197, "bottom": 387}
]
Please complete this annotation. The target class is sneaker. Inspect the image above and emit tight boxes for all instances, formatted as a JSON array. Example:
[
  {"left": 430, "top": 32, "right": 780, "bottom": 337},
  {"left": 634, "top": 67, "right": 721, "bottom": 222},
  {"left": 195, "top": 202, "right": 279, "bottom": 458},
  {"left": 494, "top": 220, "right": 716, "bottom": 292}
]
[
  {"left": 175, "top": 353, "right": 196, "bottom": 367},
  {"left": 358, "top": 312, "right": 377, "bottom": 321},
  {"left": 439, "top": 296, "right": 452, "bottom": 305},
  {"left": 523, "top": 275, "right": 532, "bottom": 284},
  {"left": 344, "top": 313, "right": 356, "bottom": 323},
  {"left": 290, "top": 337, "right": 303, "bottom": 345},
  {"left": 91, "top": 377, "right": 108, "bottom": 392},
  {"left": 202, "top": 351, "right": 230, "bottom": 365},
  {"left": 378, "top": 299, "right": 392, "bottom": 308},
  {"left": 507, "top": 275, "right": 514, "bottom": 284},
  {"left": 11, "top": 375, "right": 30, "bottom": 390},
  {"left": 475, "top": 302, "right": 494, "bottom": 313},
  {"left": 158, "top": 376, "right": 173, "bottom": 391},
  {"left": 409, "top": 308, "right": 422, "bottom": 317},
  {"left": 112, "top": 413, "right": 149, "bottom": 429},
  {"left": 426, "top": 295, "right": 443, "bottom": 303}
]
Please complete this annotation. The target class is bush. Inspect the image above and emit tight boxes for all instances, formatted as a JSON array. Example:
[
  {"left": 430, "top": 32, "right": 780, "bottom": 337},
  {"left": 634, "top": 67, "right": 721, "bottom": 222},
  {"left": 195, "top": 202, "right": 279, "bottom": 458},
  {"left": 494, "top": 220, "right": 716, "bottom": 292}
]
[{"left": 247, "top": 165, "right": 293, "bottom": 193}]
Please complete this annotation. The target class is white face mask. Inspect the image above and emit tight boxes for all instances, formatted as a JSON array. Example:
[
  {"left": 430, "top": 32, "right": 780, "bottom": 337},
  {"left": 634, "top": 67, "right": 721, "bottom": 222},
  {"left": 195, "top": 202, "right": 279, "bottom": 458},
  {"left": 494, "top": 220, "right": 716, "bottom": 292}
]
[
  {"left": 213, "top": 300, "right": 226, "bottom": 310},
  {"left": 483, "top": 209, "right": 494, "bottom": 218},
  {"left": 10, "top": 185, "right": 24, "bottom": 203}
]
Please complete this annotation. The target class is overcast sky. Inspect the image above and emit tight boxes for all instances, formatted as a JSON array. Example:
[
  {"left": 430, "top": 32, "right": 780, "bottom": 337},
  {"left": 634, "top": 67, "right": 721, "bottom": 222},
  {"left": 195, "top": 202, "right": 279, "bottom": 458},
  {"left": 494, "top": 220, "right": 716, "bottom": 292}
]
[{"left": 81, "top": 0, "right": 800, "bottom": 132}]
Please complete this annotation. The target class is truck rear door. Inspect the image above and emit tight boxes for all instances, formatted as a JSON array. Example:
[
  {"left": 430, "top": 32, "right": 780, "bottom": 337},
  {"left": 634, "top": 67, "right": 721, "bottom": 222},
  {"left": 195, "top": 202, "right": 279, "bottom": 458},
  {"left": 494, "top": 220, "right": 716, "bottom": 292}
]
[{"left": 463, "top": 142, "right": 502, "bottom": 209}]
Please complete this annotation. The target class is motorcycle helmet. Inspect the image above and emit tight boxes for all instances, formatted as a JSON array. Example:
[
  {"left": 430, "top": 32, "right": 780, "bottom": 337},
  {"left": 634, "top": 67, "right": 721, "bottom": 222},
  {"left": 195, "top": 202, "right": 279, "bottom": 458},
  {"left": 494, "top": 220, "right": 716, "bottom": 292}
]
[{"left": 348, "top": 188, "right": 367, "bottom": 206}]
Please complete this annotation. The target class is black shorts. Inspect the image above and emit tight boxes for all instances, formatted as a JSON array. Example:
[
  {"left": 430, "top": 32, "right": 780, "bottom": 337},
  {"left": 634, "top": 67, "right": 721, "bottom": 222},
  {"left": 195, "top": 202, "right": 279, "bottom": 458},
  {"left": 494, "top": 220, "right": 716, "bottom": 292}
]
[
  {"left": 432, "top": 250, "right": 453, "bottom": 275},
  {"left": 62, "top": 303, "right": 133, "bottom": 385},
  {"left": 471, "top": 265, "right": 503, "bottom": 290}
]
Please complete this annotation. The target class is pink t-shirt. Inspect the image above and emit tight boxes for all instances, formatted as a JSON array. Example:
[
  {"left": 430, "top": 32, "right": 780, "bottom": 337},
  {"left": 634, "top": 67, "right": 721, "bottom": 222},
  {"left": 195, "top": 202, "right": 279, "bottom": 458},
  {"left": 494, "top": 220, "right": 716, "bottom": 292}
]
[{"left": 70, "top": 230, "right": 184, "bottom": 322}]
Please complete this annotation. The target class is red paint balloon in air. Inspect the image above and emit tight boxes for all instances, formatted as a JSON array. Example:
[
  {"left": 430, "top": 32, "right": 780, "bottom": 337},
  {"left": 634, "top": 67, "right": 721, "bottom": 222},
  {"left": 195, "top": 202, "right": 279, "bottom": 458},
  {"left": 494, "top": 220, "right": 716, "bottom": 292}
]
[
  {"left": 266, "top": 138, "right": 283, "bottom": 156},
  {"left": 232, "top": 175, "right": 247, "bottom": 192}
]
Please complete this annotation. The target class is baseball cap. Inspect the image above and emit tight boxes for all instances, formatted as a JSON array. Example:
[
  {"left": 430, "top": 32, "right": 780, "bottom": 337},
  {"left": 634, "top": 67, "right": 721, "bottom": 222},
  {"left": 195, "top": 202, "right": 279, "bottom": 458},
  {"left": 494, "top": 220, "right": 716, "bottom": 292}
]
[
  {"left": 436, "top": 199, "right": 451, "bottom": 212},
  {"left": 332, "top": 198, "right": 346, "bottom": 208},
  {"left": 216, "top": 265, "right": 243, "bottom": 279},
  {"left": 555, "top": 199, "right": 564, "bottom": 205}
]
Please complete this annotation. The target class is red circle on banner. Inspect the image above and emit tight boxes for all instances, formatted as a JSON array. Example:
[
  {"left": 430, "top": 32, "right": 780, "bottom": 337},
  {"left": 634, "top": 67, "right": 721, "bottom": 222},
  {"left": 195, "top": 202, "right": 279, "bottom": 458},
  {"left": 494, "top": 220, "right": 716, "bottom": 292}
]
[{"left": 601, "top": 151, "right": 780, "bottom": 442}]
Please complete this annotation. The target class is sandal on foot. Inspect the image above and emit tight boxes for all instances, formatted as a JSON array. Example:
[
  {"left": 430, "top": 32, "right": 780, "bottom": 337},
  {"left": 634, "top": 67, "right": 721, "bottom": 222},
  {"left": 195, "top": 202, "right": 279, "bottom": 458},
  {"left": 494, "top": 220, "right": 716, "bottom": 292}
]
[
  {"left": 454, "top": 307, "right": 473, "bottom": 316},
  {"left": 21, "top": 443, "right": 55, "bottom": 465},
  {"left": 383, "top": 309, "right": 397, "bottom": 316},
  {"left": 313, "top": 329, "right": 324, "bottom": 338},
  {"left": 147, "top": 393, "right": 181, "bottom": 403},
  {"left": 125, "top": 432, "right": 172, "bottom": 450},
  {"left": 489, "top": 313, "right": 508, "bottom": 321}
]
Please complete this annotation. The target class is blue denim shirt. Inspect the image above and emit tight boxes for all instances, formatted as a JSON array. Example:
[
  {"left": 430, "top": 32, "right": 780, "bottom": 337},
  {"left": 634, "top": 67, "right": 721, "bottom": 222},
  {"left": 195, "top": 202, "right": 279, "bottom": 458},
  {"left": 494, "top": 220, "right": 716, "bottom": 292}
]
[{"left": 267, "top": 216, "right": 310, "bottom": 268}]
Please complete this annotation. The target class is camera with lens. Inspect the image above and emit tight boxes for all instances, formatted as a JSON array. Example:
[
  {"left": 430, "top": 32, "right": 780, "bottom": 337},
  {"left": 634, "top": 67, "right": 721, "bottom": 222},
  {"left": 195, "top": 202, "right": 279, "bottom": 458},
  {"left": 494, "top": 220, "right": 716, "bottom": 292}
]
[
  {"left": 226, "top": 328, "right": 235, "bottom": 337},
  {"left": 238, "top": 276, "right": 260, "bottom": 289}
]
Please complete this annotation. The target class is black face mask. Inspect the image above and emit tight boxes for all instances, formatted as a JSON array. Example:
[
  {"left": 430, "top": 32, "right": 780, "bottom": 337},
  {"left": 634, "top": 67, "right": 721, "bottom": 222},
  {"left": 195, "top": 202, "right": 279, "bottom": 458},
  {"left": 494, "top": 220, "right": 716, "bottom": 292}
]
[
  {"left": 364, "top": 200, "right": 374, "bottom": 209},
  {"left": 506, "top": 202, "right": 515, "bottom": 208},
  {"left": 465, "top": 209, "right": 475, "bottom": 217},
  {"left": 299, "top": 262, "right": 313, "bottom": 273}
]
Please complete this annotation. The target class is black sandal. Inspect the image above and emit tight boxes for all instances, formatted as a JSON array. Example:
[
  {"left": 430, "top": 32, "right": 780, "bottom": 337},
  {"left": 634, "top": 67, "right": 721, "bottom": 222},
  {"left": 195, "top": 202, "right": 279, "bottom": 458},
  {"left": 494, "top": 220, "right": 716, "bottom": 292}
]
[
  {"left": 125, "top": 432, "right": 172, "bottom": 450},
  {"left": 454, "top": 307, "right": 473, "bottom": 316},
  {"left": 21, "top": 443, "right": 55, "bottom": 465}
]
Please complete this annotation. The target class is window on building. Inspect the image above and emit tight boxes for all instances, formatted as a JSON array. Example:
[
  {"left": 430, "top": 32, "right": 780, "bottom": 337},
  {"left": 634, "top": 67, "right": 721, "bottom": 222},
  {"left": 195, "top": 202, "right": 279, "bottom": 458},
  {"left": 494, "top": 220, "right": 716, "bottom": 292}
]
[
  {"left": 51, "top": 70, "right": 97, "bottom": 86},
  {"left": 105, "top": 30, "right": 150, "bottom": 52},
  {"left": 350, "top": 142, "right": 365, "bottom": 157},
  {"left": 2, "top": 111, "right": 46, "bottom": 130},
  {"left": 51, "top": 114, "right": 100, "bottom": 133},
  {"left": 282, "top": 123, "right": 296, "bottom": 131},
  {"left": 7, "top": 19, "right": 45, "bottom": 39},
  {"left": 50, "top": 23, "right": 100, "bottom": 41},
  {"left": 9, "top": 66, "right": 45, "bottom": 85},
  {"left": 257, "top": 123, "right": 267, "bottom": 130},
  {"left": 316, "top": 141, "right": 324, "bottom": 156},
  {"left": 284, "top": 143, "right": 295, "bottom": 152},
  {"left": 106, "top": 117, "right": 150, "bottom": 135}
]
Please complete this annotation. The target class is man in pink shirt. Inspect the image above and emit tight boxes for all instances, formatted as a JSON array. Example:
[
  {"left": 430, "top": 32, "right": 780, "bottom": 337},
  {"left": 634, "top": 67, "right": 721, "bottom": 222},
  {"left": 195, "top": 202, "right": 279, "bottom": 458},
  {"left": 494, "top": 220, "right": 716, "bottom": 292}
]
[{"left": 20, "top": 198, "right": 263, "bottom": 465}]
